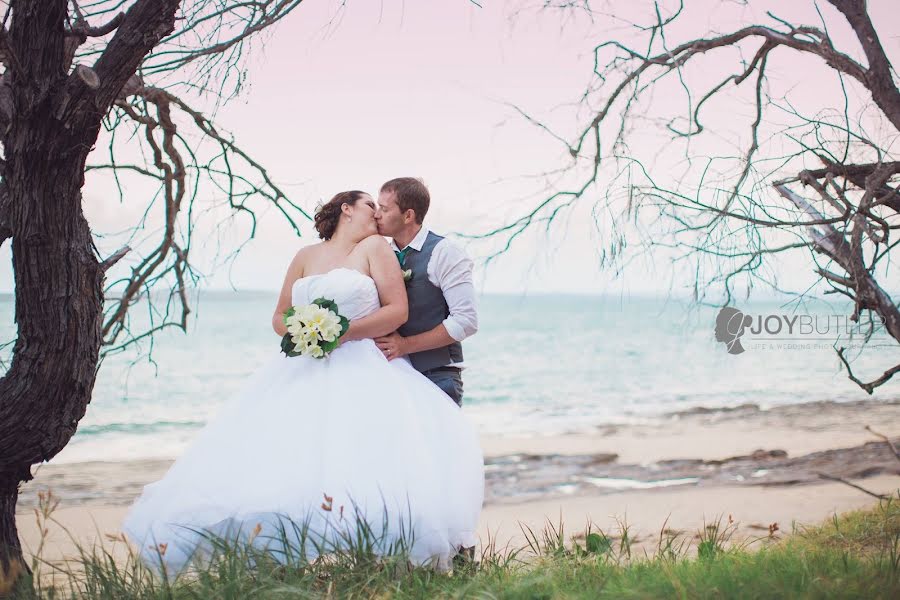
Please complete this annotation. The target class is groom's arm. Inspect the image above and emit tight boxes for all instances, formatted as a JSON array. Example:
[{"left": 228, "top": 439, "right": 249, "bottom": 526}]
[
  {"left": 376, "top": 240, "right": 477, "bottom": 359},
  {"left": 396, "top": 323, "right": 458, "bottom": 356}
]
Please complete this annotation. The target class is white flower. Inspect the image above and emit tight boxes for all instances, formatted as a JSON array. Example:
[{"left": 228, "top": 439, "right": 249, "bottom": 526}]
[
  {"left": 319, "top": 315, "right": 342, "bottom": 342},
  {"left": 291, "top": 335, "right": 309, "bottom": 352},
  {"left": 285, "top": 314, "right": 304, "bottom": 336},
  {"left": 294, "top": 321, "right": 315, "bottom": 338},
  {"left": 306, "top": 307, "right": 335, "bottom": 332},
  {"left": 282, "top": 302, "right": 343, "bottom": 359},
  {"left": 295, "top": 304, "right": 318, "bottom": 324},
  {"left": 319, "top": 324, "right": 341, "bottom": 343},
  {"left": 305, "top": 311, "right": 324, "bottom": 332},
  {"left": 306, "top": 307, "right": 341, "bottom": 340},
  {"left": 322, "top": 308, "right": 341, "bottom": 326}
]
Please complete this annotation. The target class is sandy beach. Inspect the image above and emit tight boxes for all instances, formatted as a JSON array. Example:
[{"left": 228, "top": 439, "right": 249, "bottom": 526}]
[{"left": 16, "top": 399, "right": 900, "bottom": 566}]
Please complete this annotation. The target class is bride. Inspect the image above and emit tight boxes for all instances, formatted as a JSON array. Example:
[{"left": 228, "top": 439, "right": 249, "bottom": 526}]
[{"left": 122, "top": 190, "right": 485, "bottom": 573}]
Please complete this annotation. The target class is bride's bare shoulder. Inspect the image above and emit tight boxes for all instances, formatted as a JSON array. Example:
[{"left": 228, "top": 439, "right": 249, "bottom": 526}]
[
  {"left": 294, "top": 243, "right": 325, "bottom": 258},
  {"left": 357, "top": 234, "right": 391, "bottom": 254},
  {"left": 356, "top": 235, "right": 393, "bottom": 266},
  {"left": 287, "top": 243, "right": 323, "bottom": 276}
]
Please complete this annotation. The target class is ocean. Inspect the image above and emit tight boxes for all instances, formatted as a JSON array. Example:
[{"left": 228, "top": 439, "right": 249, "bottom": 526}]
[{"left": 1, "top": 292, "right": 897, "bottom": 465}]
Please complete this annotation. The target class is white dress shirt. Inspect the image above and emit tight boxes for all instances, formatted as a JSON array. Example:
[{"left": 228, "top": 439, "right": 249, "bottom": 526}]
[{"left": 390, "top": 226, "right": 478, "bottom": 368}]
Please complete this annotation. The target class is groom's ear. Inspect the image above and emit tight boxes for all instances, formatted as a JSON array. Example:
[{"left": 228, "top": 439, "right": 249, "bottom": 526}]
[{"left": 403, "top": 208, "right": 417, "bottom": 224}]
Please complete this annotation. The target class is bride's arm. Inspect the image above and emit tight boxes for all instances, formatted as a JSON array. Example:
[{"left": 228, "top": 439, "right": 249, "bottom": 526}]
[
  {"left": 271, "top": 250, "right": 306, "bottom": 336},
  {"left": 342, "top": 236, "right": 408, "bottom": 342}
]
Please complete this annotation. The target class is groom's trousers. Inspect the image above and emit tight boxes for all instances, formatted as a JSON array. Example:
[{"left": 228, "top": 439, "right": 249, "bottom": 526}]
[{"left": 422, "top": 366, "right": 464, "bottom": 407}]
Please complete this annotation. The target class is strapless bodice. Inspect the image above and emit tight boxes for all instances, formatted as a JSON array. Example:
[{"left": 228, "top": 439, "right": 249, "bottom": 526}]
[{"left": 291, "top": 267, "right": 380, "bottom": 320}]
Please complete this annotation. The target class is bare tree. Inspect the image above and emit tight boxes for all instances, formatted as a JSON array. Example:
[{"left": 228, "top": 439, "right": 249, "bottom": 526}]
[
  {"left": 0, "top": 0, "right": 315, "bottom": 591},
  {"left": 471, "top": 0, "right": 900, "bottom": 392}
]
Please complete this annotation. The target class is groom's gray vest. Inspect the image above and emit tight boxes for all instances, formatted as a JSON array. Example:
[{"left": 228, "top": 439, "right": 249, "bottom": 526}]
[{"left": 398, "top": 231, "right": 464, "bottom": 372}]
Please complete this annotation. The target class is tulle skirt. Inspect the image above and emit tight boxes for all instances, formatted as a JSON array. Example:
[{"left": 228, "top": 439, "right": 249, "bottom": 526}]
[{"left": 121, "top": 338, "right": 485, "bottom": 573}]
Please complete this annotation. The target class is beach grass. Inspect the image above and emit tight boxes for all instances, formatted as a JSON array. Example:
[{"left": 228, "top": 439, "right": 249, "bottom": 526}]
[{"left": 12, "top": 491, "right": 900, "bottom": 599}]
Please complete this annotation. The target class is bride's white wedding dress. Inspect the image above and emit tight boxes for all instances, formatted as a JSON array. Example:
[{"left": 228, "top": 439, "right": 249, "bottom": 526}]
[{"left": 122, "top": 267, "right": 485, "bottom": 572}]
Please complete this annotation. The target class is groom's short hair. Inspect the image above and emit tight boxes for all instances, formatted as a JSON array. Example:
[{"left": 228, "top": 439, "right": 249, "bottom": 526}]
[{"left": 381, "top": 177, "right": 430, "bottom": 224}]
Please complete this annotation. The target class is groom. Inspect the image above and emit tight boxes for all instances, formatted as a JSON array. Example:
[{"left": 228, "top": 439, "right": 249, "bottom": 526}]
[{"left": 374, "top": 177, "right": 478, "bottom": 407}]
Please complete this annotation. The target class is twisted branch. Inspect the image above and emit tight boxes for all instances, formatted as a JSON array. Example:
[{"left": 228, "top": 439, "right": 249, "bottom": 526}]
[{"left": 470, "top": 1, "right": 900, "bottom": 393}]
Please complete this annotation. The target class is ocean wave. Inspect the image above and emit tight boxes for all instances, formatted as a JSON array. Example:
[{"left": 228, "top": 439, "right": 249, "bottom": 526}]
[
  {"left": 75, "top": 420, "right": 205, "bottom": 436},
  {"left": 581, "top": 476, "right": 700, "bottom": 490}
]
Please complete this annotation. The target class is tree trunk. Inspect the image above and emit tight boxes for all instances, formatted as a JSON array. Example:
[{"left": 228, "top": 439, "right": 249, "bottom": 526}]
[
  {"left": 0, "top": 149, "right": 104, "bottom": 593},
  {"left": 0, "top": 2, "right": 180, "bottom": 592},
  {"left": 0, "top": 478, "right": 27, "bottom": 596},
  {"left": 0, "top": 94, "right": 105, "bottom": 600}
]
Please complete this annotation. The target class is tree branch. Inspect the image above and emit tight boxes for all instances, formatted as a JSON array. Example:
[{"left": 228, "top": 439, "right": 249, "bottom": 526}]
[
  {"left": 826, "top": 0, "right": 900, "bottom": 132},
  {"left": 96, "top": 83, "right": 309, "bottom": 356},
  {"left": 63, "top": 0, "right": 181, "bottom": 124},
  {"left": 816, "top": 471, "right": 888, "bottom": 500},
  {"left": 836, "top": 349, "right": 900, "bottom": 394},
  {"left": 477, "top": 3, "right": 900, "bottom": 397},
  {"left": 865, "top": 425, "right": 900, "bottom": 464},
  {"left": 72, "top": 12, "right": 125, "bottom": 39},
  {"left": 99, "top": 245, "right": 130, "bottom": 272}
]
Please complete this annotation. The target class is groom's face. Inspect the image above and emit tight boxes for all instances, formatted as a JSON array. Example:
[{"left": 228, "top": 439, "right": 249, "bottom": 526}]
[{"left": 375, "top": 191, "right": 410, "bottom": 236}]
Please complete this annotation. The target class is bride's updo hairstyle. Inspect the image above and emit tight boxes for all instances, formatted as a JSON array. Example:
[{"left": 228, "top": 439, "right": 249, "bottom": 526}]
[{"left": 314, "top": 190, "right": 368, "bottom": 240}]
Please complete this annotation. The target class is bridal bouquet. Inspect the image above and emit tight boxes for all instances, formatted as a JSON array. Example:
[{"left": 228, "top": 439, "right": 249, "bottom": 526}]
[{"left": 280, "top": 298, "right": 350, "bottom": 359}]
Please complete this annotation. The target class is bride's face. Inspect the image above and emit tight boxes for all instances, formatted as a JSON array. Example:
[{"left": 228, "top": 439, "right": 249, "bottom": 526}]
[{"left": 346, "top": 195, "right": 378, "bottom": 238}]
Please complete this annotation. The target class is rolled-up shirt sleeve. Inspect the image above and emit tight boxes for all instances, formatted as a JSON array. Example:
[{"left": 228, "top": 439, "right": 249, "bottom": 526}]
[{"left": 428, "top": 239, "right": 478, "bottom": 342}]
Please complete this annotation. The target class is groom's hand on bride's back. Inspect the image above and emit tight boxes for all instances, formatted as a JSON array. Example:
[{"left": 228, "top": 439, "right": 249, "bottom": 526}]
[{"left": 375, "top": 331, "right": 407, "bottom": 360}]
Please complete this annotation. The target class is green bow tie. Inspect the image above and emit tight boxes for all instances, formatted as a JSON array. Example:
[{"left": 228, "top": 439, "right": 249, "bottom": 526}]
[{"left": 394, "top": 247, "right": 410, "bottom": 265}]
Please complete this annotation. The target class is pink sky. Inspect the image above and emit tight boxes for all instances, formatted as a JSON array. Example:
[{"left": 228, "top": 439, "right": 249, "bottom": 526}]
[{"left": 2, "top": 0, "right": 897, "bottom": 297}]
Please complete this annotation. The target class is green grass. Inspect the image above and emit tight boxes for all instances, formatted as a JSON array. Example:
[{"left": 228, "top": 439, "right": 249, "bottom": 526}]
[{"left": 14, "top": 492, "right": 900, "bottom": 599}]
